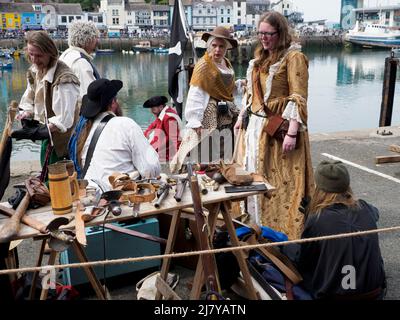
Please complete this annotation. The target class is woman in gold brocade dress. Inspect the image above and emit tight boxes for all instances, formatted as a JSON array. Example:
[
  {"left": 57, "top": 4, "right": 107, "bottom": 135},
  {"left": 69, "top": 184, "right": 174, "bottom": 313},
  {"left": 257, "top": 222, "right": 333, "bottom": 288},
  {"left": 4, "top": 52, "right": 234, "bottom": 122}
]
[
  {"left": 170, "top": 27, "right": 240, "bottom": 172},
  {"left": 234, "top": 12, "right": 314, "bottom": 239}
]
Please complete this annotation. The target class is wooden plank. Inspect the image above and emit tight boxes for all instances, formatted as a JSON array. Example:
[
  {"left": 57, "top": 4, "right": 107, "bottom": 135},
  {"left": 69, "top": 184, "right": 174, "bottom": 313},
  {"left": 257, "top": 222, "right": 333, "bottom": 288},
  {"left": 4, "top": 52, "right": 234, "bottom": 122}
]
[
  {"left": 155, "top": 276, "right": 182, "bottom": 300},
  {"left": 375, "top": 155, "right": 400, "bottom": 164},
  {"left": 389, "top": 144, "right": 400, "bottom": 154}
]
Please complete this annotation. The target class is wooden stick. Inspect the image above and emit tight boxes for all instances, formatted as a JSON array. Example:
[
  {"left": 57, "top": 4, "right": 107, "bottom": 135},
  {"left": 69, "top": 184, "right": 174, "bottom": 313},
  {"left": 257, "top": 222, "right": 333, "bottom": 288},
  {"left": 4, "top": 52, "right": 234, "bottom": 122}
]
[
  {"left": 375, "top": 155, "right": 400, "bottom": 164},
  {"left": 0, "top": 193, "right": 30, "bottom": 242},
  {"left": 0, "top": 101, "right": 18, "bottom": 158},
  {"left": 75, "top": 202, "right": 87, "bottom": 246}
]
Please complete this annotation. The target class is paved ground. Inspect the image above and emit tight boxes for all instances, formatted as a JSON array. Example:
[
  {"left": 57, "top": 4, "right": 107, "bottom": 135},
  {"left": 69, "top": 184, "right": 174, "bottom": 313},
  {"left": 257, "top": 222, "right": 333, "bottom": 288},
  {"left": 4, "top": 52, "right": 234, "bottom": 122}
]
[{"left": 3, "top": 125, "right": 400, "bottom": 300}]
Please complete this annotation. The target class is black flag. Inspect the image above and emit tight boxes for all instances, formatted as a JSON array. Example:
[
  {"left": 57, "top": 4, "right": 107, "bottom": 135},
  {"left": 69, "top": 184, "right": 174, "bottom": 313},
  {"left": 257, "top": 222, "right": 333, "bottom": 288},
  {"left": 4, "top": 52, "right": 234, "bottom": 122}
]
[{"left": 168, "top": 0, "right": 189, "bottom": 118}]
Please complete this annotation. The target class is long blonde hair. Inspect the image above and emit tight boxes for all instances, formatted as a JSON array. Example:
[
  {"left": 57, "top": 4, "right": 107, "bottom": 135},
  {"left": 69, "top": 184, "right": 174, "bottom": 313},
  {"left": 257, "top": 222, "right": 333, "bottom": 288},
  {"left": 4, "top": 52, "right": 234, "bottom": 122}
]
[
  {"left": 254, "top": 11, "right": 295, "bottom": 71},
  {"left": 308, "top": 186, "right": 359, "bottom": 215}
]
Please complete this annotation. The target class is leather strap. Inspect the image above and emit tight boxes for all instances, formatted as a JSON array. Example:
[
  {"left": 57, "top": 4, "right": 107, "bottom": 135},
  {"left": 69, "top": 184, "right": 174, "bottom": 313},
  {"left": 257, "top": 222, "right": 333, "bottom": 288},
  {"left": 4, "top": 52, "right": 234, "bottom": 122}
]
[
  {"left": 80, "top": 52, "right": 100, "bottom": 79},
  {"left": 254, "top": 68, "right": 276, "bottom": 118},
  {"left": 82, "top": 114, "right": 114, "bottom": 178},
  {"left": 126, "top": 183, "right": 156, "bottom": 203}
]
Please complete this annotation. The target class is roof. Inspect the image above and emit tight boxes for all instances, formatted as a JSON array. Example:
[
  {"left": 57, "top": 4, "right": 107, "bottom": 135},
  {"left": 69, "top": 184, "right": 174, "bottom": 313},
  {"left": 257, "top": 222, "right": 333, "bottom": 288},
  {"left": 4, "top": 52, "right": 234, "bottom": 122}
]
[
  {"left": 0, "top": 3, "right": 83, "bottom": 14},
  {"left": 353, "top": 5, "right": 400, "bottom": 12},
  {"left": 169, "top": 0, "right": 193, "bottom": 6}
]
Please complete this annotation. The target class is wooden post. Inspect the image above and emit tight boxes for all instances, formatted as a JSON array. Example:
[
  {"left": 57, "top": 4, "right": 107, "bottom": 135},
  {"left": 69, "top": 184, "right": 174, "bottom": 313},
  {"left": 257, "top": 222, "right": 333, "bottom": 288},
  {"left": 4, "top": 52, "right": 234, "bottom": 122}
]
[{"left": 379, "top": 54, "right": 398, "bottom": 127}]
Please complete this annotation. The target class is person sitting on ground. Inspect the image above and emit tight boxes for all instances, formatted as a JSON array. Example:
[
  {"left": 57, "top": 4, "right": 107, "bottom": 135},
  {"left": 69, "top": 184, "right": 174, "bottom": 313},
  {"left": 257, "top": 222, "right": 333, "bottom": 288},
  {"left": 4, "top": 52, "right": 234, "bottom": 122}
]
[
  {"left": 59, "top": 20, "right": 100, "bottom": 98},
  {"left": 143, "top": 95, "right": 182, "bottom": 163},
  {"left": 297, "top": 160, "right": 386, "bottom": 300},
  {"left": 68, "top": 78, "right": 160, "bottom": 191}
]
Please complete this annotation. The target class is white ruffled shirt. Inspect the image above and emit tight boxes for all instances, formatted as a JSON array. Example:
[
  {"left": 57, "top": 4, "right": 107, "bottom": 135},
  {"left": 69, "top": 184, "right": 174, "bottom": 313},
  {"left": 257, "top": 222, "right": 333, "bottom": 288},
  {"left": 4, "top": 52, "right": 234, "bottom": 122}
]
[
  {"left": 184, "top": 64, "right": 243, "bottom": 128},
  {"left": 59, "top": 46, "right": 97, "bottom": 98},
  {"left": 82, "top": 112, "right": 161, "bottom": 191}
]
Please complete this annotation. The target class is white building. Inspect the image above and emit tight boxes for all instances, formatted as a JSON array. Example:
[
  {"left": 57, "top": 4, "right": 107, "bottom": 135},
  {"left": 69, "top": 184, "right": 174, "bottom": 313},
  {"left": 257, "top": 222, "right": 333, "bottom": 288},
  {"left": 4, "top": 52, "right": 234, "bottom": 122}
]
[
  {"left": 192, "top": 0, "right": 217, "bottom": 31},
  {"left": 100, "top": 0, "right": 126, "bottom": 36}
]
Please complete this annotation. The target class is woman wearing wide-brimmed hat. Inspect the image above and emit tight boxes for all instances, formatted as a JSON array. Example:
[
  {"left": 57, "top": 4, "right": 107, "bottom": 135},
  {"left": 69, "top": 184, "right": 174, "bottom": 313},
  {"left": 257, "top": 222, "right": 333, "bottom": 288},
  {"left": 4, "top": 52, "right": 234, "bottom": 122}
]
[{"left": 170, "top": 26, "right": 241, "bottom": 172}]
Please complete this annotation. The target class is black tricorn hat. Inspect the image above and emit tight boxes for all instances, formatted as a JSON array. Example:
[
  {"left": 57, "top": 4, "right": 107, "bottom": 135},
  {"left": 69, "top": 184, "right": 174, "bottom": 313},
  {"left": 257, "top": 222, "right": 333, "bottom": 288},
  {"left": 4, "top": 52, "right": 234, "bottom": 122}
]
[
  {"left": 143, "top": 95, "right": 168, "bottom": 108},
  {"left": 81, "top": 78, "right": 123, "bottom": 118}
]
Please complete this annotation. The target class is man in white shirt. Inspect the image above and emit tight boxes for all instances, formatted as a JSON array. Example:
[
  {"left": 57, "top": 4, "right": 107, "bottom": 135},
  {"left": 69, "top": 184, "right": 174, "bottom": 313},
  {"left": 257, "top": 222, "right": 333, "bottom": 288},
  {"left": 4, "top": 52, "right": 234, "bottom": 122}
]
[
  {"left": 11, "top": 31, "right": 80, "bottom": 165},
  {"left": 59, "top": 21, "right": 100, "bottom": 99},
  {"left": 69, "top": 78, "right": 161, "bottom": 191}
]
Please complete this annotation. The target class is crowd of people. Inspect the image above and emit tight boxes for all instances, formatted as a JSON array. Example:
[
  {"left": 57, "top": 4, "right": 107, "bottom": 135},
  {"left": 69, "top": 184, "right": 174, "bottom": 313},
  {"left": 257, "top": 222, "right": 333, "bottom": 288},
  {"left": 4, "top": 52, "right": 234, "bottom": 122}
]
[{"left": 1, "top": 13, "right": 387, "bottom": 300}]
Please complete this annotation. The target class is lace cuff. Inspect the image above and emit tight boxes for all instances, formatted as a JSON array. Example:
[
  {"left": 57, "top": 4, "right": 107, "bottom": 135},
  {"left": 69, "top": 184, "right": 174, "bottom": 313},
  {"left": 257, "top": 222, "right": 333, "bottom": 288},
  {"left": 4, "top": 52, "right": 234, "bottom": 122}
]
[{"left": 282, "top": 101, "right": 307, "bottom": 130}]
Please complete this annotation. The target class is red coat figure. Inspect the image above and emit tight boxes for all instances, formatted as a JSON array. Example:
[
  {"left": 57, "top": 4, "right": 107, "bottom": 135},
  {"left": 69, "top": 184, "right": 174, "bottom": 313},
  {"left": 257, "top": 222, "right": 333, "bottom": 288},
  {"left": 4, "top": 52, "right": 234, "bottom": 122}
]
[{"left": 143, "top": 96, "right": 182, "bottom": 162}]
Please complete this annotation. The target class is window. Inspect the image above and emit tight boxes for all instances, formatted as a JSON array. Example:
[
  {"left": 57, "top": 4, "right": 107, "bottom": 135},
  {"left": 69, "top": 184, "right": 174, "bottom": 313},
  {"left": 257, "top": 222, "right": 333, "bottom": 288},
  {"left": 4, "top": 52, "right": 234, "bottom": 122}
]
[
  {"left": 221, "top": 17, "right": 224, "bottom": 23},
  {"left": 238, "top": 18, "right": 241, "bottom": 24},
  {"left": 68, "top": 16, "right": 74, "bottom": 23},
  {"left": 36, "top": 14, "right": 40, "bottom": 20},
  {"left": 76, "top": 16, "right": 81, "bottom": 20},
  {"left": 227, "top": 9, "right": 230, "bottom": 14},
  {"left": 238, "top": 10, "right": 240, "bottom": 16},
  {"left": 25, "top": 17, "right": 31, "bottom": 23},
  {"left": 203, "top": 17, "right": 206, "bottom": 23},
  {"left": 34, "top": 5, "right": 42, "bottom": 11},
  {"left": 227, "top": 17, "right": 230, "bottom": 23},
  {"left": 196, "top": 17, "right": 199, "bottom": 24},
  {"left": 112, "top": 18, "right": 119, "bottom": 25},
  {"left": 221, "top": 9, "right": 223, "bottom": 14},
  {"left": 61, "top": 16, "right": 67, "bottom": 23},
  {"left": 207, "top": 9, "right": 210, "bottom": 14},
  {"left": 128, "top": 20, "right": 132, "bottom": 24},
  {"left": 98, "top": 16, "right": 103, "bottom": 23},
  {"left": 88, "top": 16, "right": 93, "bottom": 21}
]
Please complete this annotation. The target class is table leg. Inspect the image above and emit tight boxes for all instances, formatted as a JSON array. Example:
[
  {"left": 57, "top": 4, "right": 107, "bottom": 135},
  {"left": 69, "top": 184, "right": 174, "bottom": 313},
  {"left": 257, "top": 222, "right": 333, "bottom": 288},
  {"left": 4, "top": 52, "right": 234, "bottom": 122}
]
[
  {"left": 39, "top": 250, "right": 58, "bottom": 300},
  {"left": 71, "top": 240, "right": 107, "bottom": 300},
  {"left": 222, "top": 201, "right": 260, "bottom": 300},
  {"left": 155, "top": 209, "right": 182, "bottom": 300},
  {"left": 29, "top": 238, "right": 47, "bottom": 300},
  {"left": 190, "top": 203, "right": 221, "bottom": 300}
]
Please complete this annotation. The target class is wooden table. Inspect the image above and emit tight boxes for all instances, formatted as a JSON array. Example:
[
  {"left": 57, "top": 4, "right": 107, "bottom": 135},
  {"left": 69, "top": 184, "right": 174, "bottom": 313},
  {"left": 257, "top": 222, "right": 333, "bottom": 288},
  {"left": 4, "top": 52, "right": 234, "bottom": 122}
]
[{"left": 0, "top": 181, "right": 274, "bottom": 300}]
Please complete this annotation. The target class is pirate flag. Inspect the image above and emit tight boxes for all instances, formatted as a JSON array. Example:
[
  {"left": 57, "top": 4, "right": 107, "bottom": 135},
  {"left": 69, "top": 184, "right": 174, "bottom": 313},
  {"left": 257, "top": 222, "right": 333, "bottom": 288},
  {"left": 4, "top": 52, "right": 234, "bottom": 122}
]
[{"left": 168, "top": 0, "right": 189, "bottom": 118}]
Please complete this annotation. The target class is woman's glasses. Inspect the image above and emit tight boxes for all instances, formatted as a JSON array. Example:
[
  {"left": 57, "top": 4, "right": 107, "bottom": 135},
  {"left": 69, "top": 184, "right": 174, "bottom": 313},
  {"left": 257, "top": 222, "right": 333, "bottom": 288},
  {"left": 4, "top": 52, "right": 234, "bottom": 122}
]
[{"left": 257, "top": 31, "right": 278, "bottom": 38}]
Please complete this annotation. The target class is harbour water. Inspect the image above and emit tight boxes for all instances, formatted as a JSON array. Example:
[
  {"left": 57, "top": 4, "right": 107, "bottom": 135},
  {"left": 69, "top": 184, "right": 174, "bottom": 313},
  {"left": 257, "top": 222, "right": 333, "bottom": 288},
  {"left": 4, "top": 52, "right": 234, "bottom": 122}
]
[{"left": 1, "top": 46, "right": 400, "bottom": 161}]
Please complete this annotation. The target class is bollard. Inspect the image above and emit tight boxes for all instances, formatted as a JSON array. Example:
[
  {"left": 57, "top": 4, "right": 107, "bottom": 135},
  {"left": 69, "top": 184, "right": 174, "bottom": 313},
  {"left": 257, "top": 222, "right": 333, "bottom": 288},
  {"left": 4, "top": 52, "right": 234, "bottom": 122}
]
[{"left": 379, "top": 52, "right": 399, "bottom": 127}]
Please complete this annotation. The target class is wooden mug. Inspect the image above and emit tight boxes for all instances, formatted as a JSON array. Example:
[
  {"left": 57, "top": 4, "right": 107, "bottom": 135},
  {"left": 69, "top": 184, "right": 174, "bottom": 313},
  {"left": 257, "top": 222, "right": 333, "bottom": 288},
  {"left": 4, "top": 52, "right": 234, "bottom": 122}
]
[{"left": 56, "top": 160, "right": 79, "bottom": 201}]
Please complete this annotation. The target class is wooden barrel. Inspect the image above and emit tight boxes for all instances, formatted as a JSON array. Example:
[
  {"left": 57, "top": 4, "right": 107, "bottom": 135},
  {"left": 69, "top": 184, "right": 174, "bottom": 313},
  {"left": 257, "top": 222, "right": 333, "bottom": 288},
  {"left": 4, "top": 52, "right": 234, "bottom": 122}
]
[{"left": 48, "top": 162, "right": 73, "bottom": 215}]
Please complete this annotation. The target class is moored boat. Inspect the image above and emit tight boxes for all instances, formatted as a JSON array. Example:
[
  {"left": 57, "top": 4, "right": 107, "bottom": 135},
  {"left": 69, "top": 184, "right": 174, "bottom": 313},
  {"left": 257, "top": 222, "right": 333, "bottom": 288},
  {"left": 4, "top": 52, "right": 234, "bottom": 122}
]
[
  {"left": 132, "top": 41, "right": 153, "bottom": 53},
  {"left": 96, "top": 49, "right": 115, "bottom": 55},
  {"left": 345, "top": 21, "right": 400, "bottom": 48}
]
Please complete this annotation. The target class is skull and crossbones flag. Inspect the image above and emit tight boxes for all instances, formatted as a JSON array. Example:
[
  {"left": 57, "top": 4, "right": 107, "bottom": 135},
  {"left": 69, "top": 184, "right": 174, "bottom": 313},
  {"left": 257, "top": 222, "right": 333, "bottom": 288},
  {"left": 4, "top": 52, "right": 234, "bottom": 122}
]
[{"left": 168, "top": 0, "right": 189, "bottom": 118}]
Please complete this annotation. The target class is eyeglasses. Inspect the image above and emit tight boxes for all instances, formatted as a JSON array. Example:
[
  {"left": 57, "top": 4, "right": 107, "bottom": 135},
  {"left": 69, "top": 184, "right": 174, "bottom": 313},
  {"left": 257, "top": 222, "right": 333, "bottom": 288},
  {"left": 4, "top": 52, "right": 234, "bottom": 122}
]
[{"left": 257, "top": 31, "right": 278, "bottom": 38}]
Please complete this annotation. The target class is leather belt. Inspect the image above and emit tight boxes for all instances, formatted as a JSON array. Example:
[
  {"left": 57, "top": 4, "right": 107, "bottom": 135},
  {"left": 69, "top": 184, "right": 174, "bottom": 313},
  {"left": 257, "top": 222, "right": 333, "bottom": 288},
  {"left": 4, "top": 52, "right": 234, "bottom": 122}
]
[{"left": 124, "top": 183, "right": 156, "bottom": 204}]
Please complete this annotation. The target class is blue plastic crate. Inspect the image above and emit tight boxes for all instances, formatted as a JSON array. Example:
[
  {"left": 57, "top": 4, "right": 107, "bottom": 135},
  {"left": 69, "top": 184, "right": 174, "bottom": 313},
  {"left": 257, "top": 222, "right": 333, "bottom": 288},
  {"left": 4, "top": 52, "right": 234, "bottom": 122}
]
[{"left": 60, "top": 218, "right": 161, "bottom": 286}]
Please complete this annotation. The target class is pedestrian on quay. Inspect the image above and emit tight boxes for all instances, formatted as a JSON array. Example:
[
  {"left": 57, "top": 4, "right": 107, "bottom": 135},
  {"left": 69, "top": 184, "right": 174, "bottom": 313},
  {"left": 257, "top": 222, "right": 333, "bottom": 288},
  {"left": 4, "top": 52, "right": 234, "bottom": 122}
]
[
  {"left": 11, "top": 30, "right": 80, "bottom": 168},
  {"left": 59, "top": 20, "right": 101, "bottom": 99},
  {"left": 143, "top": 95, "right": 182, "bottom": 162},
  {"left": 234, "top": 11, "right": 314, "bottom": 239},
  {"left": 69, "top": 78, "right": 160, "bottom": 191},
  {"left": 296, "top": 160, "right": 386, "bottom": 300},
  {"left": 170, "top": 26, "right": 241, "bottom": 172}
]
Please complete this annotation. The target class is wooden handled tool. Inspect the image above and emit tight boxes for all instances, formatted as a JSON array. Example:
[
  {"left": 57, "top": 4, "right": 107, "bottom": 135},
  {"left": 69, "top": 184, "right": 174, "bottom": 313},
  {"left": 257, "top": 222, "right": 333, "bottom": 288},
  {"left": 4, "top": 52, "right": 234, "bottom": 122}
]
[
  {"left": 0, "top": 193, "right": 31, "bottom": 242},
  {"left": 0, "top": 204, "right": 47, "bottom": 233},
  {"left": 75, "top": 202, "right": 87, "bottom": 246}
]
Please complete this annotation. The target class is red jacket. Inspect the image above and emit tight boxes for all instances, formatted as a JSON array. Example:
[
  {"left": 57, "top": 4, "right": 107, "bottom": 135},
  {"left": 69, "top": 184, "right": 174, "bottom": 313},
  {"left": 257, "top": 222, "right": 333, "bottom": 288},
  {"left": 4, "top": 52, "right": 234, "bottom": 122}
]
[{"left": 144, "top": 106, "right": 181, "bottom": 162}]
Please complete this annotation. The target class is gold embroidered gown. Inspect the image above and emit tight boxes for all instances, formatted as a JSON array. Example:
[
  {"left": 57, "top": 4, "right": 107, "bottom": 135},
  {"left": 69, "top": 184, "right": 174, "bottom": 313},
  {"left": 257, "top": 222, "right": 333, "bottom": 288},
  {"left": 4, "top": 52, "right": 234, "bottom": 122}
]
[{"left": 242, "top": 46, "right": 314, "bottom": 239}]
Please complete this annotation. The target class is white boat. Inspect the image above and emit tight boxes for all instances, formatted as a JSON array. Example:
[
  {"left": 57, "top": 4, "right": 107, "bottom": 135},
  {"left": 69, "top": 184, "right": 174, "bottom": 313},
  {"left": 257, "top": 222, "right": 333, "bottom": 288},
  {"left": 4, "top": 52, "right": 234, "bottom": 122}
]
[{"left": 345, "top": 21, "right": 400, "bottom": 48}]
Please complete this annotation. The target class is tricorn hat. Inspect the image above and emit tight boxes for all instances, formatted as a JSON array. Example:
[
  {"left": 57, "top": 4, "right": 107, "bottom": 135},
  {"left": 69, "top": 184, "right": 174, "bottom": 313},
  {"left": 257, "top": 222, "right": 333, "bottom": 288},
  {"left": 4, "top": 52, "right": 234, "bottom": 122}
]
[
  {"left": 143, "top": 95, "right": 168, "bottom": 108},
  {"left": 201, "top": 26, "right": 238, "bottom": 49},
  {"left": 81, "top": 78, "right": 123, "bottom": 118}
]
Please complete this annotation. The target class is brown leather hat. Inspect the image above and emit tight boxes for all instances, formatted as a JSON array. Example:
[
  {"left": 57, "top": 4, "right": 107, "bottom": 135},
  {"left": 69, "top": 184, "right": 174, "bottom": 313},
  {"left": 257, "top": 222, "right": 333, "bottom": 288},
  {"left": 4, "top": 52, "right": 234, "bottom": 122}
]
[{"left": 201, "top": 26, "right": 238, "bottom": 49}]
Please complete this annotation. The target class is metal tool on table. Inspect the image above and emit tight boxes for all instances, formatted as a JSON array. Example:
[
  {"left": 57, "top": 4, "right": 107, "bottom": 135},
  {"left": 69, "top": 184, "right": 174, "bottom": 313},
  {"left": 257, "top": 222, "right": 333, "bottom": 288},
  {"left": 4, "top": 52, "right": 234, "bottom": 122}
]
[
  {"left": 154, "top": 183, "right": 172, "bottom": 209},
  {"left": 80, "top": 190, "right": 123, "bottom": 222}
]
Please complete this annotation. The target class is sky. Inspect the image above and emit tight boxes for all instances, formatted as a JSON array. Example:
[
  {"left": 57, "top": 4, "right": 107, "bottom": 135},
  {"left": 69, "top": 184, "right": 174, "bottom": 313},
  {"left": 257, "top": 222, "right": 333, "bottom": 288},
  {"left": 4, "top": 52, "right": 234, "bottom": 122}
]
[{"left": 291, "top": 0, "right": 400, "bottom": 23}]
